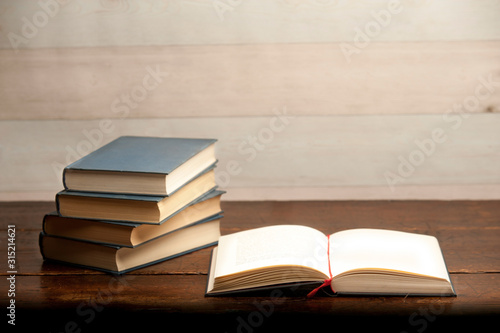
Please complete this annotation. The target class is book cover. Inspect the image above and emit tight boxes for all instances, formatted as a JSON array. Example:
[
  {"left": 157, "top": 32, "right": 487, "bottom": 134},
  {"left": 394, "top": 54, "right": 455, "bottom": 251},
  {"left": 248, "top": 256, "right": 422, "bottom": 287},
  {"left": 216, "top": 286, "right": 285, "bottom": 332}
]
[
  {"left": 64, "top": 136, "right": 216, "bottom": 175},
  {"left": 39, "top": 218, "right": 221, "bottom": 274},
  {"left": 62, "top": 136, "right": 217, "bottom": 195},
  {"left": 56, "top": 167, "right": 218, "bottom": 224},
  {"left": 42, "top": 211, "right": 224, "bottom": 248}
]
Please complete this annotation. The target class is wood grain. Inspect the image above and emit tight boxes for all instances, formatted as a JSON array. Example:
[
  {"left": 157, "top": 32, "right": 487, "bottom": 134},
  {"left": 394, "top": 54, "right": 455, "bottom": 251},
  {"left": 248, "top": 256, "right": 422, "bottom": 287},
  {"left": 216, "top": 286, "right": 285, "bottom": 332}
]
[
  {"left": 0, "top": 200, "right": 499, "bottom": 331},
  {"left": 9, "top": 274, "right": 499, "bottom": 315},
  {"left": 1, "top": 200, "right": 499, "bottom": 275},
  {"left": 1, "top": 115, "right": 499, "bottom": 200},
  {"left": 1, "top": 0, "right": 499, "bottom": 203},
  {"left": 1, "top": 0, "right": 499, "bottom": 50},
  {"left": 1, "top": 42, "right": 499, "bottom": 120}
]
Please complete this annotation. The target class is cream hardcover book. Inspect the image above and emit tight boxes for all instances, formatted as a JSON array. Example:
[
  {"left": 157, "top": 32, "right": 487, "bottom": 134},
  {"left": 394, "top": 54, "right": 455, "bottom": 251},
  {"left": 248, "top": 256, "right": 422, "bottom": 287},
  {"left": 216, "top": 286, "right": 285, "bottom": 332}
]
[{"left": 206, "top": 225, "right": 456, "bottom": 297}]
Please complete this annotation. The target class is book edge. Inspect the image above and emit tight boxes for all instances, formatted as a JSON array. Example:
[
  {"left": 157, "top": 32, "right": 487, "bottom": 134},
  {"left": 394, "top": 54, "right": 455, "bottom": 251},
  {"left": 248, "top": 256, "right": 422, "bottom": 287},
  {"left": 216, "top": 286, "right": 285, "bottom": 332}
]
[
  {"left": 205, "top": 227, "right": 457, "bottom": 297},
  {"left": 40, "top": 240, "right": 218, "bottom": 275},
  {"left": 44, "top": 213, "right": 223, "bottom": 248},
  {"left": 65, "top": 137, "right": 217, "bottom": 174}
]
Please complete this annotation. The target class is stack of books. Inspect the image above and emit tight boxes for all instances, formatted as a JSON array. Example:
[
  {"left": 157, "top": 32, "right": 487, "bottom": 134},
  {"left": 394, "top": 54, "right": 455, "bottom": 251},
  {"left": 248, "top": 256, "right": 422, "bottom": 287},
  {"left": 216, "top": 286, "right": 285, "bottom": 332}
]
[{"left": 39, "top": 136, "right": 224, "bottom": 274}]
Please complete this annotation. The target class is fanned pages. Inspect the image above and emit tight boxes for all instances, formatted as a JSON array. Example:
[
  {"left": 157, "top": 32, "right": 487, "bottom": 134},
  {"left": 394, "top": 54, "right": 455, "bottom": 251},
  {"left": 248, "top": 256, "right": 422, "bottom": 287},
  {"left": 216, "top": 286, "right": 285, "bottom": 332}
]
[{"left": 206, "top": 225, "right": 455, "bottom": 296}]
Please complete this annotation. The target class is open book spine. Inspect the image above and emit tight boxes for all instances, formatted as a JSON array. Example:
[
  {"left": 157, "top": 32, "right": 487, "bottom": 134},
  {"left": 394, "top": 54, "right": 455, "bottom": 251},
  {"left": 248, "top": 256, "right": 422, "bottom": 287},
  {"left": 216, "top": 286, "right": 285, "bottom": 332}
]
[{"left": 307, "top": 234, "right": 334, "bottom": 298}]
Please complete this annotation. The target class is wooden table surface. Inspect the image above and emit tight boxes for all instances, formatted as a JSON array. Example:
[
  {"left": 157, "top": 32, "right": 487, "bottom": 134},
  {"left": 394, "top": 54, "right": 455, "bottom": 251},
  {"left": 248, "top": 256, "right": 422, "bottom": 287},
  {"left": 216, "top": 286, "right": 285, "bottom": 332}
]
[{"left": 1, "top": 200, "right": 499, "bottom": 332}]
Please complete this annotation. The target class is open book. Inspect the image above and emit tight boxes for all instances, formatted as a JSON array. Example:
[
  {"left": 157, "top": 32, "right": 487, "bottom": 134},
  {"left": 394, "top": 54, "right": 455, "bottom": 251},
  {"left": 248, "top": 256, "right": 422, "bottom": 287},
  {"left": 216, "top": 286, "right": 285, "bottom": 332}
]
[{"left": 206, "top": 225, "right": 456, "bottom": 297}]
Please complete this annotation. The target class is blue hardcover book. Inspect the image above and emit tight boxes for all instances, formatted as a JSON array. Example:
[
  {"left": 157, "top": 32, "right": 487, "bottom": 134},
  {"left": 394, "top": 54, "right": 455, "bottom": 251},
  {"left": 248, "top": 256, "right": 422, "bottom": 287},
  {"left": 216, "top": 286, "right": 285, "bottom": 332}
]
[
  {"left": 63, "top": 136, "right": 217, "bottom": 195},
  {"left": 57, "top": 167, "right": 217, "bottom": 224},
  {"left": 45, "top": 190, "right": 225, "bottom": 247},
  {"left": 39, "top": 217, "right": 221, "bottom": 274}
]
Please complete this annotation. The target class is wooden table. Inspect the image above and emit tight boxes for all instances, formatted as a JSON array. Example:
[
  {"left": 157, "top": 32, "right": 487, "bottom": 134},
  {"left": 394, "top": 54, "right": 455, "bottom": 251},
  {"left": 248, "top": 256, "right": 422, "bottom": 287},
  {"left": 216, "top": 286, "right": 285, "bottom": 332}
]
[{"left": 1, "top": 201, "right": 499, "bottom": 332}]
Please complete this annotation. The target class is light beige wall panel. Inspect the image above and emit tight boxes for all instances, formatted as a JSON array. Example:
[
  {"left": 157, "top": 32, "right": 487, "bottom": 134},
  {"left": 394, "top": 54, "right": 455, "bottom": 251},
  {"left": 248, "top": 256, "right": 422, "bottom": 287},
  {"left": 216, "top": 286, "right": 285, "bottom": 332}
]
[
  {"left": 227, "top": 184, "right": 500, "bottom": 201},
  {"left": 1, "top": 42, "right": 499, "bottom": 120},
  {"left": 0, "top": 114, "right": 499, "bottom": 200},
  {"left": 1, "top": 0, "right": 499, "bottom": 50}
]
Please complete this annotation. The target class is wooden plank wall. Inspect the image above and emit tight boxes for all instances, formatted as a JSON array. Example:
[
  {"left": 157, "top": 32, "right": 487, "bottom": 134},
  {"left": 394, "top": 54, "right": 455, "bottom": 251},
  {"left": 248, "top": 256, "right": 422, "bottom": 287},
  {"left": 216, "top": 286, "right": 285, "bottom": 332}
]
[{"left": 0, "top": 0, "right": 499, "bottom": 201}]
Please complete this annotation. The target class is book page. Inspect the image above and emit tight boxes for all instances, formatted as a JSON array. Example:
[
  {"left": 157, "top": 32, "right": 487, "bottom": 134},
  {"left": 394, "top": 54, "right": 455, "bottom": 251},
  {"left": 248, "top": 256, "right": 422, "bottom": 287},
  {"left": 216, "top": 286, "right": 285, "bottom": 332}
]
[
  {"left": 214, "top": 225, "right": 330, "bottom": 278},
  {"left": 329, "top": 229, "right": 451, "bottom": 281}
]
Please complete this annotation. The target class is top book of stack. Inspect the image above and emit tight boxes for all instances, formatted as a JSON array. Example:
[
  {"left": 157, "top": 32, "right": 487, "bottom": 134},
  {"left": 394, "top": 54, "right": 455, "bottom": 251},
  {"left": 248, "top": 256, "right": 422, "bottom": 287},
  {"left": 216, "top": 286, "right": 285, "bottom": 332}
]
[{"left": 62, "top": 136, "right": 217, "bottom": 196}]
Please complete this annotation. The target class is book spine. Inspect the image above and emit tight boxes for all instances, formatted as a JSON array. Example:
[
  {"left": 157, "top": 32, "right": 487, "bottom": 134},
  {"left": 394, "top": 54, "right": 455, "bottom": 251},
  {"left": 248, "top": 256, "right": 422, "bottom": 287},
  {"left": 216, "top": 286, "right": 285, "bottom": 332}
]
[
  {"left": 55, "top": 193, "right": 62, "bottom": 216},
  {"left": 62, "top": 168, "right": 68, "bottom": 190},
  {"left": 40, "top": 240, "right": 219, "bottom": 275},
  {"left": 38, "top": 232, "right": 46, "bottom": 260},
  {"left": 41, "top": 215, "right": 48, "bottom": 234}
]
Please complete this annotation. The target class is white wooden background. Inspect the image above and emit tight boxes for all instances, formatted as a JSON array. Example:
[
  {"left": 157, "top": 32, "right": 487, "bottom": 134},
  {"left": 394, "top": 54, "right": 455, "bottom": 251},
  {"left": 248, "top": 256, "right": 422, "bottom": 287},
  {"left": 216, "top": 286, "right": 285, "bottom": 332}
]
[{"left": 0, "top": 0, "right": 499, "bottom": 201}]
